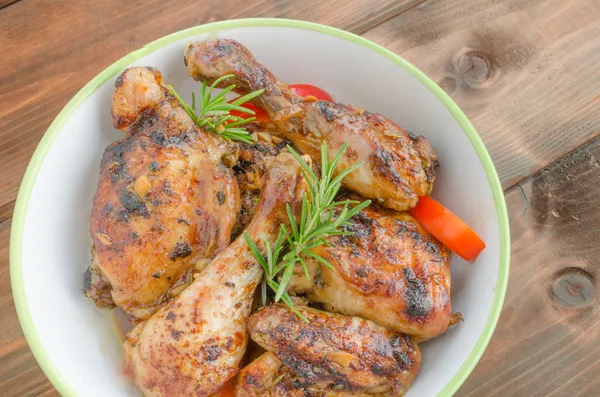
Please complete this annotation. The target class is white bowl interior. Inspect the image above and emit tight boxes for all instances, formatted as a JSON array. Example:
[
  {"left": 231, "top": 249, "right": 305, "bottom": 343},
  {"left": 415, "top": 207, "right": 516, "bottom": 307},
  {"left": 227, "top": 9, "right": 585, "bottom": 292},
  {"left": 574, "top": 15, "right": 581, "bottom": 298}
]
[{"left": 19, "top": 25, "right": 501, "bottom": 396}]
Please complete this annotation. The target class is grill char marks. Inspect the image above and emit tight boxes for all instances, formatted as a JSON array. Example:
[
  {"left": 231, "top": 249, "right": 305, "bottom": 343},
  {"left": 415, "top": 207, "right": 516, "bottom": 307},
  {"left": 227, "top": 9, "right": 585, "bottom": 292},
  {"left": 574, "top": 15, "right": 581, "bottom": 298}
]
[
  {"left": 288, "top": 200, "right": 453, "bottom": 341},
  {"left": 245, "top": 304, "right": 421, "bottom": 396}
]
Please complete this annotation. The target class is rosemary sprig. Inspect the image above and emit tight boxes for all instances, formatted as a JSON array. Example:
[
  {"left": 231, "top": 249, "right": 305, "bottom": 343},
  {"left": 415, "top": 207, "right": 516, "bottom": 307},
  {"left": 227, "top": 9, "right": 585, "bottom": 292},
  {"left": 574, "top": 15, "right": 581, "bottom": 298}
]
[
  {"left": 168, "top": 74, "right": 264, "bottom": 144},
  {"left": 244, "top": 142, "right": 371, "bottom": 320}
]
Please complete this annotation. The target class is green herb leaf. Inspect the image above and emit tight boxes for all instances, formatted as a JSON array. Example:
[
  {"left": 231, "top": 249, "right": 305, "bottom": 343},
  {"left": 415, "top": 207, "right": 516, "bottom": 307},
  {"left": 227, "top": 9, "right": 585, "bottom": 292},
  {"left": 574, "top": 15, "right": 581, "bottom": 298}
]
[
  {"left": 168, "top": 75, "right": 265, "bottom": 143},
  {"left": 304, "top": 250, "right": 335, "bottom": 271},
  {"left": 245, "top": 142, "right": 369, "bottom": 320},
  {"left": 243, "top": 231, "right": 269, "bottom": 271}
]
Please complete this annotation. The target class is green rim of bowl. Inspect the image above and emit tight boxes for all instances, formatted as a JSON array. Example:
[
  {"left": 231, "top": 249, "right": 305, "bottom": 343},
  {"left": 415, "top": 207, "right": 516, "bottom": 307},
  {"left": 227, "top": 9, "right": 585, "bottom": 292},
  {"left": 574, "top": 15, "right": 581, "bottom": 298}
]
[{"left": 10, "top": 18, "right": 510, "bottom": 397}]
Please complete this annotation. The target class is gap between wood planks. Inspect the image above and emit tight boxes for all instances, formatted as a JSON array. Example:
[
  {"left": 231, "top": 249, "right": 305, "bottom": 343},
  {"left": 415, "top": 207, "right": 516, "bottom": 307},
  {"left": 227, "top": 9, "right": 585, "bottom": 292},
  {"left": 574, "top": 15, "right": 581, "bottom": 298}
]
[
  {"left": 505, "top": 129, "right": 600, "bottom": 193},
  {"left": 0, "top": 0, "right": 20, "bottom": 10},
  {"left": 0, "top": 0, "right": 427, "bottom": 31},
  {"left": 354, "top": 0, "right": 428, "bottom": 35}
]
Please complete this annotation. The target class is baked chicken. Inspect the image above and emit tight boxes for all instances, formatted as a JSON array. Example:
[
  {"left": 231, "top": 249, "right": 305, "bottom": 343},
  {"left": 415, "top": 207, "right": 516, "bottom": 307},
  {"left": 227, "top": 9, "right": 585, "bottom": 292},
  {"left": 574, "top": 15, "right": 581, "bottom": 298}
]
[
  {"left": 185, "top": 39, "right": 438, "bottom": 211},
  {"left": 124, "top": 152, "right": 308, "bottom": 396},
  {"left": 288, "top": 200, "right": 455, "bottom": 341},
  {"left": 232, "top": 134, "right": 287, "bottom": 237},
  {"left": 241, "top": 304, "right": 421, "bottom": 396},
  {"left": 84, "top": 67, "right": 240, "bottom": 320},
  {"left": 236, "top": 352, "right": 369, "bottom": 397}
]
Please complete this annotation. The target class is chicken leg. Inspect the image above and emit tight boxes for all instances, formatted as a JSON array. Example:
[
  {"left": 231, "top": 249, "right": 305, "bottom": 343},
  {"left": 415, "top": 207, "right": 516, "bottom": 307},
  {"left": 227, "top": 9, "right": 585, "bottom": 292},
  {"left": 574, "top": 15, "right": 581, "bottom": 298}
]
[
  {"left": 184, "top": 39, "right": 438, "bottom": 211},
  {"left": 123, "top": 152, "right": 308, "bottom": 396},
  {"left": 236, "top": 352, "right": 372, "bottom": 397},
  {"left": 85, "top": 67, "right": 240, "bottom": 320},
  {"left": 288, "top": 199, "right": 455, "bottom": 341},
  {"left": 243, "top": 304, "right": 421, "bottom": 396}
]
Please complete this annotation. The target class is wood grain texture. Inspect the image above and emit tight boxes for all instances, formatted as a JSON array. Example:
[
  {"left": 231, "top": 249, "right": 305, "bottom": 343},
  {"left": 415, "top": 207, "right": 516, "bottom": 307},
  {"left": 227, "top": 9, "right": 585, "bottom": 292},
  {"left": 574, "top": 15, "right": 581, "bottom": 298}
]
[
  {"left": 458, "top": 136, "right": 600, "bottom": 397},
  {"left": 363, "top": 0, "right": 600, "bottom": 189},
  {"left": 0, "top": 219, "right": 58, "bottom": 397},
  {"left": 0, "top": 0, "right": 421, "bottom": 209}
]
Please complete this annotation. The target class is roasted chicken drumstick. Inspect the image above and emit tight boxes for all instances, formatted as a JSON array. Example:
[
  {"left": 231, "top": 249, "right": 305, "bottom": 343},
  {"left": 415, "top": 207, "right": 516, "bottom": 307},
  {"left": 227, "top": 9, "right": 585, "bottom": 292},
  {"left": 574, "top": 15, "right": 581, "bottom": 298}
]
[
  {"left": 85, "top": 67, "right": 240, "bottom": 320},
  {"left": 239, "top": 304, "right": 421, "bottom": 396},
  {"left": 185, "top": 39, "right": 438, "bottom": 211},
  {"left": 124, "top": 152, "right": 308, "bottom": 397}
]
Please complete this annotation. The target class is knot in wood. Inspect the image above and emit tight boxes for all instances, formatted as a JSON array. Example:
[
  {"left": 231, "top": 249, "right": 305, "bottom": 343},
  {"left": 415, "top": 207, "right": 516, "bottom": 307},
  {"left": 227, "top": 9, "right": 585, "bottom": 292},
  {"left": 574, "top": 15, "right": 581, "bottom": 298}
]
[
  {"left": 455, "top": 52, "right": 492, "bottom": 88},
  {"left": 552, "top": 268, "right": 596, "bottom": 307}
]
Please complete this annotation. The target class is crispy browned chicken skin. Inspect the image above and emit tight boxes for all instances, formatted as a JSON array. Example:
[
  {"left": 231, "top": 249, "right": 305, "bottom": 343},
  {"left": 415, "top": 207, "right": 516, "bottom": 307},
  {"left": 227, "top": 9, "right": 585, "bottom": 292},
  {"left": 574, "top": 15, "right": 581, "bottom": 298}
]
[
  {"left": 85, "top": 67, "right": 240, "bottom": 320},
  {"left": 124, "top": 153, "right": 308, "bottom": 397},
  {"left": 232, "top": 136, "right": 287, "bottom": 237},
  {"left": 236, "top": 352, "right": 374, "bottom": 396},
  {"left": 244, "top": 304, "right": 421, "bottom": 396},
  {"left": 288, "top": 201, "right": 454, "bottom": 341},
  {"left": 185, "top": 39, "right": 438, "bottom": 211}
]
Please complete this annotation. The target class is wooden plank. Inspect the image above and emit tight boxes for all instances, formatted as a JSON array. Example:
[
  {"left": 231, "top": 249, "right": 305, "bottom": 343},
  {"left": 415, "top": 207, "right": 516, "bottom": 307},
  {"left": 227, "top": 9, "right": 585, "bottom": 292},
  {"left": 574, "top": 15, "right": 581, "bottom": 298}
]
[
  {"left": 0, "top": 200, "right": 14, "bottom": 224},
  {"left": 0, "top": 0, "right": 421, "bottom": 209},
  {"left": 458, "top": 136, "right": 600, "bottom": 396},
  {"left": 362, "top": 0, "right": 600, "bottom": 189},
  {"left": 0, "top": 219, "right": 58, "bottom": 397}
]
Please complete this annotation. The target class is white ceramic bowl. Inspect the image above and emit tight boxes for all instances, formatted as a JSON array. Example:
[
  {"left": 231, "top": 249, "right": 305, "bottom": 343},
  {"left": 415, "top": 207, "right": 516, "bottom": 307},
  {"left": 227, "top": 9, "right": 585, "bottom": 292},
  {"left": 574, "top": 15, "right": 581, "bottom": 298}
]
[{"left": 10, "top": 18, "right": 509, "bottom": 397}]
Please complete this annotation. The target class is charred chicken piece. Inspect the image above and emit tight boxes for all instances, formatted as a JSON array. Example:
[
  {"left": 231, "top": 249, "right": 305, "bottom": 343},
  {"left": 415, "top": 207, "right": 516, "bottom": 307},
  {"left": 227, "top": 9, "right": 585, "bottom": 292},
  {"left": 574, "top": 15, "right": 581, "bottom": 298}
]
[
  {"left": 232, "top": 133, "right": 288, "bottom": 237},
  {"left": 124, "top": 152, "right": 308, "bottom": 397},
  {"left": 85, "top": 67, "right": 240, "bottom": 320},
  {"left": 236, "top": 352, "right": 404, "bottom": 397},
  {"left": 236, "top": 352, "right": 369, "bottom": 396},
  {"left": 288, "top": 200, "right": 454, "bottom": 341},
  {"left": 244, "top": 304, "right": 421, "bottom": 396},
  {"left": 185, "top": 39, "right": 438, "bottom": 211}
]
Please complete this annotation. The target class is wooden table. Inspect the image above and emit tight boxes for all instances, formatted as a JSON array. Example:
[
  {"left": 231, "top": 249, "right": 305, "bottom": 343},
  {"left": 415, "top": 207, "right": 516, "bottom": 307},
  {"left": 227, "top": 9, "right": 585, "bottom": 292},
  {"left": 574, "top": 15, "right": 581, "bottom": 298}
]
[{"left": 2, "top": 0, "right": 600, "bottom": 395}]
